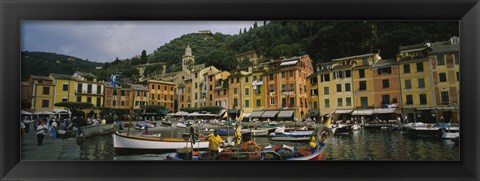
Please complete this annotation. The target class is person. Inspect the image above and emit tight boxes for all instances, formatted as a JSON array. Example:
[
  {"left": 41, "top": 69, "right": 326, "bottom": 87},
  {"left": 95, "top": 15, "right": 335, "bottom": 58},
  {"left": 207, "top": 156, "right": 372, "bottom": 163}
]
[
  {"left": 50, "top": 119, "right": 58, "bottom": 139},
  {"left": 36, "top": 120, "right": 47, "bottom": 146},
  {"left": 23, "top": 116, "right": 31, "bottom": 135},
  {"left": 234, "top": 123, "right": 242, "bottom": 146},
  {"left": 60, "top": 120, "right": 67, "bottom": 139},
  {"left": 309, "top": 134, "right": 317, "bottom": 153},
  {"left": 100, "top": 117, "right": 106, "bottom": 125},
  {"left": 205, "top": 130, "right": 223, "bottom": 154},
  {"left": 20, "top": 120, "right": 26, "bottom": 137},
  {"left": 189, "top": 127, "right": 198, "bottom": 144}
]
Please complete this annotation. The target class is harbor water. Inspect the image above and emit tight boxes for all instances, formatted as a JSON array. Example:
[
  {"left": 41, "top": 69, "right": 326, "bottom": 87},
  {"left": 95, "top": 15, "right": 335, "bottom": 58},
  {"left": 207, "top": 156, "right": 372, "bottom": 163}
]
[{"left": 79, "top": 128, "right": 459, "bottom": 161}]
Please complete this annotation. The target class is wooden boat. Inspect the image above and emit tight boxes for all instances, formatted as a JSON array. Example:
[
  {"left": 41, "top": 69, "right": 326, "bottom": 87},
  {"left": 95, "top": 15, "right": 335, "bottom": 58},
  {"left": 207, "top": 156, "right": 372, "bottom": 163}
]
[
  {"left": 113, "top": 131, "right": 209, "bottom": 150},
  {"left": 333, "top": 124, "right": 353, "bottom": 135},
  {"left": 270, "top": 130, "right": 314, "bottom": 141},
  {"left": 161, "top": 120, "right": 173, "bottom": 126}
]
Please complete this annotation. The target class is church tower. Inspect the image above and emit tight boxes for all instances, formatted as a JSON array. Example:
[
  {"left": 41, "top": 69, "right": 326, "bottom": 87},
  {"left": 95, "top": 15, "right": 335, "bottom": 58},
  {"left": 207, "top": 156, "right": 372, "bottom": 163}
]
[{"left": 182, "top": 45, "right": 195, "bottom": 74}]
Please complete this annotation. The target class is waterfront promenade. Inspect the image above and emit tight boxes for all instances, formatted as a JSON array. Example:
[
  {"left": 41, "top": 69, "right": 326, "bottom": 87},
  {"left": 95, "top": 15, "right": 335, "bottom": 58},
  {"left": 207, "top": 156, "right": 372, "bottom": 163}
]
[{"left": 21, "top": 131, "right": 80, "bottom": 160}]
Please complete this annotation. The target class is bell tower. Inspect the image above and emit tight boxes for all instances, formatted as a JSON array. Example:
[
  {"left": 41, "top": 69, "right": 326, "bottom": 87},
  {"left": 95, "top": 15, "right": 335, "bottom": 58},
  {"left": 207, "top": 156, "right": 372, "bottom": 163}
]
[{"left": 182, "top": 45, "right": 195, "bottom": 74}]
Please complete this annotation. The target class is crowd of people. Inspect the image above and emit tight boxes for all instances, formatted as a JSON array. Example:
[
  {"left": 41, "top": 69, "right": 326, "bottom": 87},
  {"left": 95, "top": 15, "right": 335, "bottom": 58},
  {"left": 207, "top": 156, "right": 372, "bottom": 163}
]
[{"left": 21, "top": 116, "right": 75, "bottom": 146}]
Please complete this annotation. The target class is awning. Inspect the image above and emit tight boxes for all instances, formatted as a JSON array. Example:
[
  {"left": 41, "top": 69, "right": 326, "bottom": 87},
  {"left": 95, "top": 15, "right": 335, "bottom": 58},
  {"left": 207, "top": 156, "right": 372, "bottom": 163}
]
[
  {"left": 249, "top": 111, "right": 265, "bottom": 118},
  {"left": 217, "top": 109, "right": 227, "bottom": 116},
  {"left": 261, "top": 111, "right": 279, "bottom": 118},
  {"left": 351, "top": 109, "right": 374, "bottom": 116},
  {"left": 334, "top": 109, "right": 353, "bottom": 114},
  {"left": 416, "top": 107, "right": 435, "bottom": 111},
  {"left": 373, "top": 108, "right": 396, "bottom": 114},
  {"left": 243, "top": 112, "right": 252, "bottom": 118},
  {"left": 33, "top": 110, "right": 55, "bottom": 115},
  {"left": 175, "top": 111, "right": 189, "bottom": 116},
  {"left": 436, "top": 107, "right": 457, "bottom": 110},
  {"left": 21, "top": 110, "right": 32, "bottom": 115},
  {"left": 277, "top": 110, "right": 295, "bottom": 118}
]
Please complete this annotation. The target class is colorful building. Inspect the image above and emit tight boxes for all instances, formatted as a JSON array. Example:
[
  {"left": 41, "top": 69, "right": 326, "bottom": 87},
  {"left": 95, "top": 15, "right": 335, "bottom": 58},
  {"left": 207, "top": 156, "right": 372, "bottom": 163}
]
[
  {"left": 351, "top": 53, "right": 381, "bottom": 117},
  {"left": 397, "top": 43, "right": 436, "bottom": 123},
  {"left": 214, "top": 71, "right": 231, "bottom": 109},
  {"left": 130, "top": 84, "right": 149, "bottom": 110},
  {"left": 27, "top": 75, "right": 55, "bottom": 112},
  {"left": 141, "top": 79, "right": 176, "bottom": 112},
  {"left": 72, "top": 71, "right": 104, "bottom": 108},
  {"left": 429, "top": 37, "right": 460, "bottom": 122},
  {"left": 49, "top": 73, "right": 76, "bottom": 111},
  {"left": 104, "top": 82, "right": 132, "bottom": 110},
  {"left": 371, "top": 59, "right": 401, "bottom": 120}
]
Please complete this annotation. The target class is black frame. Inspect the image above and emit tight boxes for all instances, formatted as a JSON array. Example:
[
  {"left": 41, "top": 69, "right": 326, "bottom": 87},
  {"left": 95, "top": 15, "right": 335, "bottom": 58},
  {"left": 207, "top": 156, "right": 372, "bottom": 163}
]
[{"left": 1, "top": 0, "right": 479, "bottom": 180}]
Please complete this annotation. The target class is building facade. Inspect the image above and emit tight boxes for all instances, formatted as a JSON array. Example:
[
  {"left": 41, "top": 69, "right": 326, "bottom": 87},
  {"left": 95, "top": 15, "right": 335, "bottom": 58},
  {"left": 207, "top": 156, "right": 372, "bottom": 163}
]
[
  {"left": 141, "top": 79, "right": 176, "bottom": 111},
  {"left": 27, "top": 75, "right": 55, "bottom": 112},
  {"left": 49, "top": 73, "right": 76, "bottom": 111},
  {"left": 72, "top": 71, "right": 104, "bottom": 108}
]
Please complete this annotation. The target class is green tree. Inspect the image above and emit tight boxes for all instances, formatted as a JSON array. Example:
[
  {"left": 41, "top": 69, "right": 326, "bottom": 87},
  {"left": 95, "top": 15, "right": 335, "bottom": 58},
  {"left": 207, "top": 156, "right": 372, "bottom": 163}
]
[{"left": 141, "top": 50, "right": 148, "bottom": 64}]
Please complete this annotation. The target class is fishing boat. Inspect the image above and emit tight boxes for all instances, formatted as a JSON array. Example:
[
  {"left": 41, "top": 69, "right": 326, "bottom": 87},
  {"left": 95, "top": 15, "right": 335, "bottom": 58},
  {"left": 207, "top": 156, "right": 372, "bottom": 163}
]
[
  {"left": 161, "top": 120, "right": 173, "bottom": 126},
  {"left": 113, "top": 131, "right": 209, "bottom": 150},
  {"left": 403, "top": 122, "right": 440, "bottom": 135},
  {"left": 440, "top": 126, "right": 460, "bottom": 139},
  {"left": 269, "top": 130, "right": 314, "bottom": 141},
  {"left": 333, "top": 124, "right": 353, "bottom": 135},
  {"left": 175, "top": 122, "right": 187, "bottom": 128}
]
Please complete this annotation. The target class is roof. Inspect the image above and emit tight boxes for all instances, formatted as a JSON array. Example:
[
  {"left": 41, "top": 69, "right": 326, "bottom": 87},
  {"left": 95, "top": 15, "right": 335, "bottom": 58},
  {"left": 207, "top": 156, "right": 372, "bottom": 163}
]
[
  {"left": 140, "top": 79, "right": 175, "bottom": 85},
  {"left": 129, "top": 84, "right": 149, "bottom": 91},
  {"left": 332, "top": 53, "right": 374, "bottom": 61},
  {"left": 332, "top": 64, "right": 352, "bottom": 71},
  {"left": 372, "top": 59, "right": 398, "bottom": 69},
  {"left": 30, "top": 75, "right": 51, "bottom": 80},
  {"left": 352, "top": 65, "right": 371, "bottom": 70},
  {"left": 49, "top": 73, "right": 73, "bottom": 80},
  {"left": 399, "top": 43, "right": 428, "bottom": 52},
  {"left": 280, "top": 60, "right": 298, "bottom": 66},
  {"left": 429, "top": 41, "right": 460, "bottom": 54},
  {"left": 75, "top": 71, "right": 97, "bottom": 78}
]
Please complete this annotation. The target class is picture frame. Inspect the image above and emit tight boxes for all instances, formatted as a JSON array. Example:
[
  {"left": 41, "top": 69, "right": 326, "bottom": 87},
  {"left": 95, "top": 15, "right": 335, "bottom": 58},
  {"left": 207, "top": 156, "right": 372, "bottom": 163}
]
[{"left": 1, "top": 0, "right": 479, "bottom": 180}]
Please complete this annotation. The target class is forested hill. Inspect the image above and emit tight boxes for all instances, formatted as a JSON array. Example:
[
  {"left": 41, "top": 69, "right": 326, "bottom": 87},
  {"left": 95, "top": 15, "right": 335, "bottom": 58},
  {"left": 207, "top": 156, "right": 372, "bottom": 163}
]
[
  {"left": 21, "top": 21, "right": 458, "bottom": 81},
  {"left": 21, "top": 51, "right": 99, "bottom": 81}
]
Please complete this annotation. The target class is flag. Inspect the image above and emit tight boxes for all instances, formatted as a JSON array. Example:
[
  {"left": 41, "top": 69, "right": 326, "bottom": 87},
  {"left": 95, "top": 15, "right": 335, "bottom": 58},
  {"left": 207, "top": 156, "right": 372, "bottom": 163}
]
[{"left": 110, "top": 74, "right": 117, "bottom": 88}]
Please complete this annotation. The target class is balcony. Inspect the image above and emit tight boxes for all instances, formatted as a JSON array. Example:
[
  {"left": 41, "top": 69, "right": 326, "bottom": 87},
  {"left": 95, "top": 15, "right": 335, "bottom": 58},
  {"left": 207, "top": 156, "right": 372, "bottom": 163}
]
[{"left": 75, "top": 90, "right": 102, "bottom": 95}]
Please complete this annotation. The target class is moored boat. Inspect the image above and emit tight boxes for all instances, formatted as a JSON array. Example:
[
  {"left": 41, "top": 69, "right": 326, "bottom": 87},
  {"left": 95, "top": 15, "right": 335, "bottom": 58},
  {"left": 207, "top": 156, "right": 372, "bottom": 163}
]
[{"left": 113, "top": 131, "right": 209, "bottom": 150}]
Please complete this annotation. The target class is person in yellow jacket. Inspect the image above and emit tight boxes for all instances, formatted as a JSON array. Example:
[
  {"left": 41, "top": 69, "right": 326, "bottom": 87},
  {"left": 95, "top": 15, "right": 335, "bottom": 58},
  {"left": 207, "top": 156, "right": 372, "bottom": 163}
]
[
  {"left": 309, "top": 134, "right": 317, "bottom": 153},
  {"left": 234, "top": 123, "right": 242, "bottom": 145},
  {"left": 205, "top": 130, "right": 224, "bottom": 154}
]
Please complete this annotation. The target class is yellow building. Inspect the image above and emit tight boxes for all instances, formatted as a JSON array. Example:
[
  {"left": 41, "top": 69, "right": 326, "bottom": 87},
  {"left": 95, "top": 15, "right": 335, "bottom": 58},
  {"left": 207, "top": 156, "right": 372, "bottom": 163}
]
[
  {"left": 429, "top": 37, "right": 460, "bottom": 122},
  {"left": 227, "top": 70, "right": 249, "bottom": 120},
  {"left": 27, "top": 75, "right": 55, "bottom": 112},
  {"left": 351, "top": 53, "right": 381, "bottom": 117},
  {"left": 72, "top": 71, "right": 104, "bottom": 109},
  {"left": 130, "top": 84, "right": 150, "bottom": 110},
  {"left": 214, "top": 71, "right": 231, "bottom": 109},
  {"left": 397, "top": 43, "right": 436, "bottom": 123},
  {"left": 141, "top": 79, "right": 176, "bottom": 112},
  {"left": 317, "top": 62, "right": 335, "bottom": 118},
  {"left": 306, "top": 71, "right": 319, "bottom": 120},
  {"left": 49, "top": 73, "right": 76, "bottom": 111}
]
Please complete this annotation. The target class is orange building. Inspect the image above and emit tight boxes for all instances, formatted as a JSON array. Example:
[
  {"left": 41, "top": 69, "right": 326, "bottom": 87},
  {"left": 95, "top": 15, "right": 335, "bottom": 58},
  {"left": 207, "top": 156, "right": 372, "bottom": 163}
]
[
  {"left": 371, "top": 59, "right": 401, "bottom": 119},
  {"left": 141, "top": 80, "right": 176, "bottom": 112},
  {"left": 104, "top": 82, "right": 132, "bottom": 110}
]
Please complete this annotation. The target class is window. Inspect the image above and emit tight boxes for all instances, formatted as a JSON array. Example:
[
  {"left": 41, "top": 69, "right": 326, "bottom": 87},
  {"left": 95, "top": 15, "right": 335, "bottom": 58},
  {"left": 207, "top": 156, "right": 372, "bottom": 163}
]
[
  {"left": 345, "top": 70, "right": 351, "bottom": 78},
  {"left": 455, "top": 53, "right": 460, "bottom": 65},
  {"left": 281, "top": 72, "right": 286, "bottom": 78},
  {"left": 209, "top": 85, "right": 212, "bottom": 91},
  {"left": 323, "top": 74, "right": 330, "bottom": 82},
  {"left": 137, "top": 91, "right": 140, "bottom": 96},
  {"left": 456, "top": 72, "right": 459, "bottom": 81},
  {"left": 269, "top": 74, "right": 274, "bottom": 80},
  {"left": 87, "top": 84, "right": 92, "bottom": 93},
  {"left": 270, "top": 97, "right": 274, "bottom": 105},
  {"left": 121, "top": 90, "right": 126, "bottom": 96},
  {"left": 158, "top": 94, "right": 160, "bottom": 100},
  {"left": 282, "top": 98, "right": 286, "bottom": 107},
  {"left": 121, "top": 101, "right": 125, "bottom": 106},
  {"left": 289, "top": 83, "right": 294, "bottom": 91},
  {"left": 392, "top": 97, "right": 398, "bottom": 103},
  {"left": 245, "top": 76, "right": 249, "bottom": 82},
  {"left": 289, "top": 71, "right": 294, "bottom": 77},
  {"left": 152, "top": 94, "right": 155, "bottom": 100},
  {"left": 382, "top": 95, "right": 390, "bottom": 105},
  {"left": 419, "top": 94, "right": 427, "bottom": 105},
  {"left": 97, "top": 98, "right": 101, "bottom": 107},
  {"left": 282, "top": 84, "right": 286, "bottom": 92},
  {"left": 439, "top": 73, "right": 447, "bottom": 82},
  {"left": 360, "top": 97, "right": 368, "bottom": 107},
  {"left": 164, "top": 86, "right": 167, "bottom": 90},
  {"left": 158, "top": 85, "right": 161, "bottom": 89},
  {"left": 346, "top": 97, "right": 352, "bottom": 106},
  {"left": 43, "top": 87, "right": 50, "bottom": 95},
  {"left": 77, "top": 96, "right": 82, "bottom": 102},
  {"left": 313, "top": 102, "right": 318, "bottom": 109},
  {"left": 87, "top": 97, "right": 92, "bottom": 103},
  {"left": 233, "top": 98, "right": 238, "bottom": 107},
  {"left": 418, "top": 78, "right": 425, "bottom": 88},
  {"left": 171, "top": 95, "right": 173, "bottom": 101},
  {"left": 62, "top": 84, "right": 68, "bottom": 91},
  {"left": 405, "top": 80, "right": 412, "bottom": 89},
  {"left": 171, "top": 86, "right": 174, "bottom": 91},
  {"left": 403, "top": 64, "right": 411, "bottom": 73},
  {"left": 259, "top": 75, "right": 264, "bottom": 81},
  {"left": 270, "top": 84, "right": 274, "bottom": 92},
  {"left": 223, "top": 90, "right": 226, "bottom": 95},
  {"left": 345, "top": 83, "right": 351, "bottom": 92},
  {"left": 237, "top": 77, "right": 240, "bottom": 83},
  {"left": 217, "top": 90, "right": 220, "bottom": 96},
  {"left": 164, "top": 95, "right": 167, "bottom": 101},
  {"left": 245, "top": 100, "right": 250, "bottom": 108},
  {"left": 253, "top": 76, "right": 257, "bottom": 81},
  {"left": 359, "top": 69, "right": 365, "bottom": 78},
  {"left": 234, "top": 88, "right": 238, "bottom": 94},
  {"left": 437, "top": 55, "right": 445, "bottom": 65},
  {"left": 337, "top": 98, "right": 343, "bottom": 107},
  {"left": 195, "top": 93, "right": 198, "bottom": 100},
  {"left": 441, "top": 91, "right": 449, "bottom": 103},
  {"left": 336, "top": 84, "right": 342, "bottom": 92},
  {"left": 42, "top": 100, "right": 49, "bottom": 107},
  {"left": 378, "top": 67, "right": 392, "bottom": 75},
  {"left": 406, "top": 95, "right": 413, "bottom": 105},
  {"left": 324, "top": 87, "right": 329, "bottom": 95},
  {"left": 195, "top": 83, "right": 197, "bottom": 89},
  {"left": 290, "top": 97, "right": 295, "bottom": 106},
  {"left": 416, "top": 62, "right": 424, "bottom": 72},
  {"left": 151, "top": 85, "right": 155, "bottom": 89},
  {"left": 256, "top": 99, "right": 261, "bottom": 107},
  {"left": 77, "top": 84, "right": 82, "bottom": 93},
  {"left": 382, "top": 79, "right": 390, "bottom": 88},
  {"left": 359, "top": 81, "right": 367, "bottom": 90},
  {"left": 324, "top": 99, "right": 330, "bottom": 108},
  {"left": 245, "top": 88, "right": 249, "bottom": 95},
  {"left": 113, "top": 100, "right": 116, "bottom": 106},
  {"left": 61, "top": 98, "right": 67, "bottom": 102}
]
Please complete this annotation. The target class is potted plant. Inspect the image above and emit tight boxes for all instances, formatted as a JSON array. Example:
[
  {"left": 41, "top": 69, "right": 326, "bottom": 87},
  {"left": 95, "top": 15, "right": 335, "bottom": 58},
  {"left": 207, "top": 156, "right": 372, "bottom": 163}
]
[{"left": 176, "top": 147, "right": 193, "bottom": 160}]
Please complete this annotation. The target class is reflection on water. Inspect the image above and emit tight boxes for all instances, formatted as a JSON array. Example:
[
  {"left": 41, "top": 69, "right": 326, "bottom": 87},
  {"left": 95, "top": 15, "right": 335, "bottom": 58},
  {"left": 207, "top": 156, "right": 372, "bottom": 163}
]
[{"left": 79, "top": 128, "right": 459, "bottom": 161}]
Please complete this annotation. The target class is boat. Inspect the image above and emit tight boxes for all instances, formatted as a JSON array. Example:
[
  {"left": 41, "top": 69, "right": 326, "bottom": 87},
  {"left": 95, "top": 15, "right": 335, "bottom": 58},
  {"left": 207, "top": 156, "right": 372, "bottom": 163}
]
[
  {"left": 161, "top": 120, "right": 173, "bottom": 126},
  {"left": 403, "top": 122, "right": 440, "bottom": 135},
  {"left": 249, "top": 128, "right": 270, "bottom": 136},
  {"left": 269, "top": 130, "right": 314, "bottom": 141},
  {"left": 352, "top": 124, "right": 360, "bottom": 131},
  {"left": 175, "top": 123, "right": 187, "bottom": 128},
  {"left": 440, "top": 125, "right": 460, "bottom": 139},
  {"left": 332, "top": 124, "right": 353, "bottom": 135},
  {"left": 217, "top": 129, "right": 235, "bottom": 136},
  {"left": 113, "top": 131, "right": 209, "bottom": 150}
]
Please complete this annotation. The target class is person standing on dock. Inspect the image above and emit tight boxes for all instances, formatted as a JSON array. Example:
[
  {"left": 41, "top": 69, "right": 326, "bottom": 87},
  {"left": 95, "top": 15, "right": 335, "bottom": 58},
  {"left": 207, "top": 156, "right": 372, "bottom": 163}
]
[
  {"left": 205, "top": 130, "right": 224, "bottom": 154},
  {"left": 36, "top": 120, "right": 47, "bottom": 146},
  {"left": 50, "top": 119, "right": 58, "bottom": 139}
]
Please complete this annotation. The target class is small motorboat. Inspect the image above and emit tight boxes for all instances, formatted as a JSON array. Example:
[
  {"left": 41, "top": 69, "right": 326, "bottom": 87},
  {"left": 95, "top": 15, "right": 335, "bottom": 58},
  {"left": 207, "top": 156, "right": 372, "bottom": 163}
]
[
  {"left": 113, "top": 131, "right": 209, "bottom": 150},
  {"left": 176, "top": 123, "right": 187, "bottom": 128}
]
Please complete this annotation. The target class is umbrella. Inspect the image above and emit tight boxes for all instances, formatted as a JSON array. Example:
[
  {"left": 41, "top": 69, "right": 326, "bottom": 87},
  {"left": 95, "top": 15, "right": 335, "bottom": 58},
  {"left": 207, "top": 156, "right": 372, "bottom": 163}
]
[
  {"left": 33, "top": 110, "right": 55, "bottom": 115},
  {"left": 21, "top": 110, "right": 32, "bottom": 115}
]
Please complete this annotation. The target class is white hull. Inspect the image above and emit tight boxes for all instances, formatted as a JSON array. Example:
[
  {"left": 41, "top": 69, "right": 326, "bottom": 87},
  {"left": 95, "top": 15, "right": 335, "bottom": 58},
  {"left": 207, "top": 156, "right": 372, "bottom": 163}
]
[
  {"left": 442, "top": 132, "right": 459, "bottom": 139},
  {"left": 271, "top": 136, "right": 310, "bottom": 141},
  {"left": 250, "top": 129, "right": 269, "bottom": 136},
  {"left": 113, "top": 132, "right": 209, "bottom": 150},
  {"left": 352, "top": 124, "right": 360, "bottom": 131}
]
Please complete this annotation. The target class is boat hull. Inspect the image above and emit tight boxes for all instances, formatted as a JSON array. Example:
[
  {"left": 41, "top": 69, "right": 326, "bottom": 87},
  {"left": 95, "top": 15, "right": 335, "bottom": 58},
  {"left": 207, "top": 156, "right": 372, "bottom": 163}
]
[{"left": 113, "top": 132, "right": 209, "bottom": 150}]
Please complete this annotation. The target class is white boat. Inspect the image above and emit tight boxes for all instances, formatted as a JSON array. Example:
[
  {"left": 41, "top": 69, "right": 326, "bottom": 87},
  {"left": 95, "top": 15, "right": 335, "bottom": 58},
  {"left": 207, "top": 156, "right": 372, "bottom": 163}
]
[
  {"left": 271, "top": 136, "right": 310, "bottom": 141},
  {"left": 250, "top": 129, "right": 269, "bottom": 136},
  {"left": 176, "top": 123, "right": 187, "bottom": 128},
  {"left": 274, "top": 127, "right": 286, "bottom": 134},
  {"left": 352, "top": 124, "right": 360, "bottom": 131},
  {"left": 441, "top": 126, "right": 460, "bottom": 139},
  {"left": 113, "top": 132, "right": 209, "bottom": 150}
]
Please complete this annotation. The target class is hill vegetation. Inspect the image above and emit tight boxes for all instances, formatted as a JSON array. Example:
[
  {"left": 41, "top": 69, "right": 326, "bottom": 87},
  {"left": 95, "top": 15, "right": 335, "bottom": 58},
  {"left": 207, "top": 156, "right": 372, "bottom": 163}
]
[{"left": 21, "top": 21, "right": 458, "bottom": 81}]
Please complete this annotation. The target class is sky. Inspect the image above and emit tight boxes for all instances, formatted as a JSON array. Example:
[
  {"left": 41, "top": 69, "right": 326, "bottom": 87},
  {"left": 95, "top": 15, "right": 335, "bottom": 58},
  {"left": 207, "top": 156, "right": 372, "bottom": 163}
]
[{"left": 21, "top": 21, "right": 257, "bottom": 62}]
